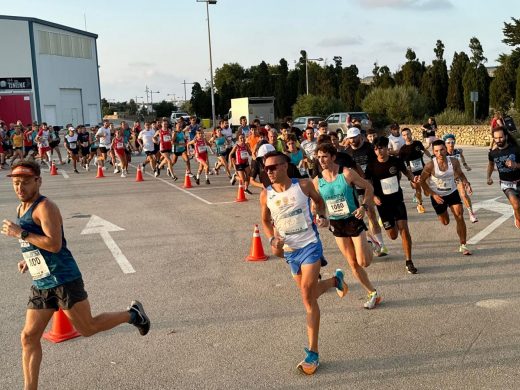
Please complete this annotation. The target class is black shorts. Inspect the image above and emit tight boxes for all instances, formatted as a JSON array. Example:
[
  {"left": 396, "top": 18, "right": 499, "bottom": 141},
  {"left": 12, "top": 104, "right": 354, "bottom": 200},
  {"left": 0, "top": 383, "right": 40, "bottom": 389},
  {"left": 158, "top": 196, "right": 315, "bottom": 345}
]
[
  {"left": 153, "top": 144, "right": 160, "bottom": 154},
  {"left": 377, "top": 200, "right": 408, "bottom": 230},
  {"left": 14, "top": 146, "right": 23, "bottom": 151},
  {"left": 411, "top": 169, "right": 423, "bottom": 177},
  {"left": 329, "top": 217, "right": 367, "bottom": 237},
  {"left": 173, "top": 150, "right": 186, "bottom": 157},
  {"left": 160, "top": 149, "right": 172, "bottom": 154},
  {"left": 69, "top": 148, "right": 79, "bottom": 155},
  {"left": 81, "top": 147, "right": 90, "bottom": 156},
  {"left": 99, "top": 147, "right": 108, "bottom": 154},
  {"left": 28, "top": 278, "right": 88, "bottom": 310},
  {"left": 50, "top": 140, "right": 60, "bottom": 148},
  {"left": 236, "top": 163, "right": 249, "bottom": 171},
  {"left": 430, "top": 190, "right": 462, "bottom": 215},
  {"left": 145, "top": 150, "right": 155, "bottom": 156}
]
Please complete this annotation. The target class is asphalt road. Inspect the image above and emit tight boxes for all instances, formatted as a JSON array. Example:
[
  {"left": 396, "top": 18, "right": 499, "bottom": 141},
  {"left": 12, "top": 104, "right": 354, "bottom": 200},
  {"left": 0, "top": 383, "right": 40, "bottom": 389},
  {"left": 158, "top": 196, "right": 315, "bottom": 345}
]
[{"left": 0, "top": 146, "right": 519, "bottom": 389}]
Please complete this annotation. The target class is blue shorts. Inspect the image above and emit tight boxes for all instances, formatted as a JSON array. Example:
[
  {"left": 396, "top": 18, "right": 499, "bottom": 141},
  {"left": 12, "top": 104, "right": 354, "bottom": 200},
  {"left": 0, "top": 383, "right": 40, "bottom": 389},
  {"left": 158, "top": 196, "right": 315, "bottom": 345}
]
[{"left": 284, "top": 240, "right": 327, "bottom": 275}]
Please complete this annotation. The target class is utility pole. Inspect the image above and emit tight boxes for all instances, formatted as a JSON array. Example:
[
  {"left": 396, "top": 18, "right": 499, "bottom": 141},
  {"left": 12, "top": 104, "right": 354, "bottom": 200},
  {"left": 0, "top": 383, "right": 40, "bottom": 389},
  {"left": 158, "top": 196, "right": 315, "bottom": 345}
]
[{"left": 182, "top": 80, "right": 195, "bottom": 102}]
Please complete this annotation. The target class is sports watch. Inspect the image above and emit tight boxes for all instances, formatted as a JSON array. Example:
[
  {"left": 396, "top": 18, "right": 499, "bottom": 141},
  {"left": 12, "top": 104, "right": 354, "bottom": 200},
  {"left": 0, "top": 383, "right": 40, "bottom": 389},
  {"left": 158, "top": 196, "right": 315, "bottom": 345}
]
[{"left": 20, "top": 230, "right": 29, "bottom": 240}]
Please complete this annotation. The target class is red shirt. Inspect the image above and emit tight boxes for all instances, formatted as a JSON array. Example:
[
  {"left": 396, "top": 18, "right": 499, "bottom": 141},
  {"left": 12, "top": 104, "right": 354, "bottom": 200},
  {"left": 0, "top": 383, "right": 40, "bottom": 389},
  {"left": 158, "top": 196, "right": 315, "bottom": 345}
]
[{"left": 159, "top": 129, "right": 172, "bottom": 150}]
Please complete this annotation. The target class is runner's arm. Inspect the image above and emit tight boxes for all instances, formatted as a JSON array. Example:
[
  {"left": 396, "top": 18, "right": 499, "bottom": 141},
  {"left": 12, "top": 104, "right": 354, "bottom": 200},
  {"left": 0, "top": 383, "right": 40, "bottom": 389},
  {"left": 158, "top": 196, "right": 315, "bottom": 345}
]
[
  {"left": 260, "top": 189, "right": 275, "bottom": 240},
  {"left": 344, "top": 168, "right": 374, "bottom": 207},
  {"left": 300, "top": 179, "right": 326, "bottom": 217},
  {"left": 459, "top": 151, "right": 471, "bottom": 171},
  {"left": 420, "top": 161, "right": 434, "bottom": 195}
]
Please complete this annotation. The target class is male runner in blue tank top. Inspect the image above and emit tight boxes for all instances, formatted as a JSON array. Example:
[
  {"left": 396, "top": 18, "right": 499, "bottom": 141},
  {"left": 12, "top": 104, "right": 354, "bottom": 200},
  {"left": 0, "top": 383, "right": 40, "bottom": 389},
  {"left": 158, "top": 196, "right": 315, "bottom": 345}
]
[
  {"left": 259, "top": 151, "right": 347, "bottom": 375},
  {"left": 2, "top": 161, "right": 150, "bottom": 390}
]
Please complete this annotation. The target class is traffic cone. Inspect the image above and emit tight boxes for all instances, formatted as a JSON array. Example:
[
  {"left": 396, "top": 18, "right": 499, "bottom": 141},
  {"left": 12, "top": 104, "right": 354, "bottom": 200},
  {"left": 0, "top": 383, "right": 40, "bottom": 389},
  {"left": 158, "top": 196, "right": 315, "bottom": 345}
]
[
  {"left": 183, "top": 172, "right": 192, "bottom": 188},
  {"left": 246, "top": 224, "right": 268, "bottom": 261},
  {"left": 235, "top": 180, "right": 248, "bottom": 202},
  {"left": 135, "top": 164, "right": 144, "bottom": 182},
  {"left": 50, "top": 162, "right": 58, "bottom": 176},
  {"left": 96, "top": 165, "right": 105, "bottom": 178},
  {"left": 43, "top": 309, "right": 81, "bottom": 343}
]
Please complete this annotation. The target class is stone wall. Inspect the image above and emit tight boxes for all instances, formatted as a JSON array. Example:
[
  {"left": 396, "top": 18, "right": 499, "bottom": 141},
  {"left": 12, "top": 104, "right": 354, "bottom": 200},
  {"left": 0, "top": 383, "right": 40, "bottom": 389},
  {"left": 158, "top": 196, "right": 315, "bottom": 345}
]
[{"left": 400, "top": 125, "right": 492, "bottom": 146}]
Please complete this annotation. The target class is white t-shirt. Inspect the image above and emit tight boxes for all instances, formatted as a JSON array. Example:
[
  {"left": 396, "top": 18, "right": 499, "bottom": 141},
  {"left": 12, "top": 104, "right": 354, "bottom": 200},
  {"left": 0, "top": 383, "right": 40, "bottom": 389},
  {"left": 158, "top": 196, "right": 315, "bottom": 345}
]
[
  {"left": 388, "top": 134, "right": 405, "bottom": 153},
  {"left": 138, "top": 129, "right": 156, "bottom": 152},
  {"left": 96, "top": 127, "right": 111, "bottom": 148}
]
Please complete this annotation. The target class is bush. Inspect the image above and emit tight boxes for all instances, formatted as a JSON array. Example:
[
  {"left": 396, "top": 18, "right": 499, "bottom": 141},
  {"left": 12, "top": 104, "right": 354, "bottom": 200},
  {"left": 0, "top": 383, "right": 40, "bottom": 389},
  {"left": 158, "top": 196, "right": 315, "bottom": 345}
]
[
  {"left": 361, "top": 86, "right": 428, "bottom": 124},
  {"left": 435, "top": 108, "right": 473, "bottom": 125},
  {"left": 292, "top": 95, "right": 345, "bottom": 118}
]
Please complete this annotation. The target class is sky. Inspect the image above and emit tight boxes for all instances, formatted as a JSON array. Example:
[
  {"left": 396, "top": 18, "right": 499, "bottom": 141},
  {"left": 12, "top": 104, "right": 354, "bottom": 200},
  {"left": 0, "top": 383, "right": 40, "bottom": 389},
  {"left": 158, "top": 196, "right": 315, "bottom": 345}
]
[{"left": 2, "top": 0, "right": 518, "bottom": 103}]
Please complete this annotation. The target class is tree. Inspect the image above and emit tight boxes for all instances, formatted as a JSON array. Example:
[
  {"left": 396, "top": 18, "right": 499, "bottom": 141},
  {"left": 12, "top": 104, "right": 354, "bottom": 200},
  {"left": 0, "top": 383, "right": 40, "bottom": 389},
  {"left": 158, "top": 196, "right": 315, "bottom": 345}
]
[
  {"left": 372, "top": 63, "right": 395, "bottom": 88},
  {"left": 502, "top": 17, "right": 520, "bottom": 47},
  {"left": 516, "top": 65, "right": 520, "bottom": 112},
  {"left": 463, "top": 64, "right": 490, "bottom": 120},
  {"left": 469, "top": 37, "right": 487, "bottom": 66},
  {"left": 128, "top": 99, "right": 137, "bottom": 115},
  {"left": 292, "top": 95, "right": 345, "bottom": 118},
  {"left": 490, "top": 65, "right": 514, "bottom": 112},
  {"left": 400, "top": 48, "right": 425, "bottom": 88},
  {"left": 447, "top": 51, "right": 470, "bottom": 110},
  {"left": 420, "top": 40, "right": 449, "bottom": 114},
  {"left": 339, "top": 65, "right": 361, "bottom": 110},
  {"left": 190, "top": 82, "right": 211, "bottom": 118}
]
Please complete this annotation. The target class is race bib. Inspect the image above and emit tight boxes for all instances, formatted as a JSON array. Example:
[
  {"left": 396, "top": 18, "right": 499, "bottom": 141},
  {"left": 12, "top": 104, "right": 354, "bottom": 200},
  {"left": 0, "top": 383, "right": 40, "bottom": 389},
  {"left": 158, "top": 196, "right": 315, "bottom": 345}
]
[
  {"left": 198, "top": 145, "right": 207, "bottom": 153},
  {"left": 500, "top": 180, "right": 518, "bottom": 191},
  {"left": 22, "top": 249, "right": 51, "bottom": 280},
  {"left": 326, "top": 197, "right": 351, "bottom": 218},
  {"left": 163, "top": 135, "right": 171, "bottom": 142},
  {"left": 381, "top": 176, "right": 399, "bottom": 195},
  {"left": 40, "top": 140, "right": 49, "bottom": 147},
  {"left": 82, "top": 141, "right": 89, "bottom": 147},
  {"left": 240, "top": 150, "right": 249, "bottom": 159},
  {"left": 432, "top": 177, "right": 452, "bottom": 192},
  {"left": 277, "top": 209, "right": 308, "bottom": 236},
  {"left": 117, "top": 142, "right": 124, "bottom": 149},
  {"left": 410, "top": 158, "right": 423, "bottom": 172},
  {"left": 360, "top": 164, "right": 367, "bottom": 172},
  {"left": 69, "top": 142, "right": 76, "bottom": 149}
]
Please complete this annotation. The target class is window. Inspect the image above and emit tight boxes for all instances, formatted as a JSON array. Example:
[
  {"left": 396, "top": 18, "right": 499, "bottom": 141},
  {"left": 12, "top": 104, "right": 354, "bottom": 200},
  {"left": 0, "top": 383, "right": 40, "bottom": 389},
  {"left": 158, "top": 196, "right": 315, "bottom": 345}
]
[
  {"left": 38, "top": 30, "right": 92, "bottom": 59},
  {"left": 328, "top": 115, "right": 339, "bottom": 124},
  {"left": 340, "top": 114, "right": 347, "bottom": 123}
]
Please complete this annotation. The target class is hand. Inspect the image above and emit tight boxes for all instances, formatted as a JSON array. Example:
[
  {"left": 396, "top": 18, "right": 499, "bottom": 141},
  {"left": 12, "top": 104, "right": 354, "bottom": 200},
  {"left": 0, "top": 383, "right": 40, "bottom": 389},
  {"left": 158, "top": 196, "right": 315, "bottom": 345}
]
[
  {"left": 2, "top": 219, "right": 22, "bottom": 238},
  {"left": 487, "top": 177, "right": 493, "bottom": 186},
  {"left": 18, "top": 260, "right": 28, "bottom": 273},
  {"left": 353, "top": 207, "right": 365, "bottom": 220},
  {"left": 410, "top": 180, "right": 417, "bottom": 189},
  {"left": 505, "top": 159, "right": 516, "bottom": 169},
  {"left": 316, "top": 216, "right": 329, "bottom": 227},
  {"left": 466, "top": 165, "right": 472, "bottom": 172},
  {"left": 373, "top": 196, "right": 382, "bottom": 206},
  {"left": 271, "top": 235, "right": 285, "bottom": 249},
  {"left": 433, "top": 194, "right": 444, "bottom": 204},
  {"left": 465, "top": 182, "right": 473, "bottom": 196},
  {"left": 414, "top": 175, "right": 422, "bottom": 184}
]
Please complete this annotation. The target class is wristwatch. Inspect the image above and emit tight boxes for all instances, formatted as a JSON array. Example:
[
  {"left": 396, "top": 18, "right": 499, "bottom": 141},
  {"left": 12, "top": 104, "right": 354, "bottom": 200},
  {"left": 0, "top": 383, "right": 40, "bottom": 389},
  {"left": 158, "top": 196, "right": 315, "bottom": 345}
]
[
  {"left": 361, "top": 203, "right": 368, "bottom": 211},
  {"left": 269, "top": 236, "right": 276, "bottom": 246},
  {"left": 20, "top": 230, "right": 29, "bottom": 240}
]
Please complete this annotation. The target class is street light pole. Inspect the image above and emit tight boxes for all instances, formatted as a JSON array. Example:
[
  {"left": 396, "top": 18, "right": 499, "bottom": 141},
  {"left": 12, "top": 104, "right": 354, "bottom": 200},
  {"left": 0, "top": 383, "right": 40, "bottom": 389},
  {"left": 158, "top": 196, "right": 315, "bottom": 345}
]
[
  {"left": 197, "top": 0, "right": 217, "bottom": 127},
  {"left": 149, "top": 90, "right": 160, "bottom": 116},
  {"left": 305, "top": 55, "right": 324, "bottom": 95},
  {"left": 182, "top": 80, "right": 195, "bottom": 102}
]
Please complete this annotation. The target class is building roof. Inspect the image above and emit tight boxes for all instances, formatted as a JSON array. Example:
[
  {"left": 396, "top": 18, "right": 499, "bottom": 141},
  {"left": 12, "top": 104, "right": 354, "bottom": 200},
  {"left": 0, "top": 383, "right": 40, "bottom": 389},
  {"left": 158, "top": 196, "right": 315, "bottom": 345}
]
[{"left": 0, "top": 15, "right": 97, "bottom": 39}]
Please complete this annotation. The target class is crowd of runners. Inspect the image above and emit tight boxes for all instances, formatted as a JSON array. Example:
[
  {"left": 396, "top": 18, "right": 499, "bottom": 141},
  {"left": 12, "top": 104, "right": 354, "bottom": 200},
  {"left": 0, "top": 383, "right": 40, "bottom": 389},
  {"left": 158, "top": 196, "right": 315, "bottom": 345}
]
[{"left": 2, "top": 113, "right": 520, "bottom": 383}]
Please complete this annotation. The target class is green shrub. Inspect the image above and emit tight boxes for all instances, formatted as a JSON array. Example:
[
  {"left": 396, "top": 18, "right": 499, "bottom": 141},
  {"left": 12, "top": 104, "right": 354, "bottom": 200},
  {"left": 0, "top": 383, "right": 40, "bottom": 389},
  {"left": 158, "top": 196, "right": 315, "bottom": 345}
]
[
  {"left": 292, "top": 95, "right": 345, "bottom": 118},
  {"left": 435, "top": 108, "right": 473, "bottom": 125}
]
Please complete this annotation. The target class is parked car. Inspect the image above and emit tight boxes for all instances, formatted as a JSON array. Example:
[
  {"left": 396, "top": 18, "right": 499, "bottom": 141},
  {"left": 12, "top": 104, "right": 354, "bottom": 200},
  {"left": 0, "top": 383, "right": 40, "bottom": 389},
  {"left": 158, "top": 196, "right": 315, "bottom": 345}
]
[
  {"left": 292, "top": 116, "right": 324, "bottom": 132},
  {"left": 325, "top": 112, "right": 372, "bottom": 140},
  {"left": 170, "top": 111, "right": 190, "bottom": 123}
]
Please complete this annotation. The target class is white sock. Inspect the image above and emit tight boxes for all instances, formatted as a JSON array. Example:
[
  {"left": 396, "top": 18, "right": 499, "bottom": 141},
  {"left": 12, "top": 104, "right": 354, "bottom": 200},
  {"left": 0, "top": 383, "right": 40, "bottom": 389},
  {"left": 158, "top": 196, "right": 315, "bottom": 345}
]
[{"left": 375, "top": 233, "right": 385, "bottom": 246}]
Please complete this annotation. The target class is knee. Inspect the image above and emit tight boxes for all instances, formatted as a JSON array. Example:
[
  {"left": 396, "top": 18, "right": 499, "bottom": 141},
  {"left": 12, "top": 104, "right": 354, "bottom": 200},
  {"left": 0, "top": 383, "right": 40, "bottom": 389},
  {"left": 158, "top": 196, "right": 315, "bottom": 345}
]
[
  {"left": 300, "top": 286, "right": 316, "bottom": 311},
  {"left": 356, "top": 253, "right": 371, "bottom": 268},
  {"left": 75, "top": 325, "right": 95, "bottom": 337},
  {"left": 21, "top": 329, "right": 41, "bottom": 348},
  {"left": 388, "top": 230, "right": 398, "bottom": 240}
]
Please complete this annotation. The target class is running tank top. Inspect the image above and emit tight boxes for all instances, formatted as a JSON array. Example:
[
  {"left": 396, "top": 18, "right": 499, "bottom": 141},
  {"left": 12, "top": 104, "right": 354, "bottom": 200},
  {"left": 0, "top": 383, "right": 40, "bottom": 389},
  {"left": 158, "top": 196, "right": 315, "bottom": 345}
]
[
  {"left": 235, "top": 143, "right": 249, "bottom": 164},
  {"left": 289, "top": 149, "right": 303, "bottom": 166},
  {"left": 429, "top": 157, "right": 457, "bottom": 196},
  {"left": 318, "top": 172, "right": 358, "bottom": 220},
  {"left": 38, "top": 130, "right": 49, "bottom": 147},
  {"left": 174, "top": 131, "right": 186, "bottom": 152},
  {"left": 12, "top": 133, "right": 23, "bottom": 147},
  {"left": 65, "top": 134, "right": 78, "bottom": 149},
  {"left": 160, "top": 129, "right": 172, "bottom": 150},
  {"left": 448, "top": 148, "right": 462, "bottom": 161},
  {"left": 114, "top": 136, "right": 125, "bottom": 152},
  {"left": 17, "top": 196, "right": 81, "bottom": 289},
  {"left": 266, "top": 179, "right": 318, "bottom": 250},
  {"left": 195, "top": 138, "right": 207, "bottom": 156},
  {"left": 214, "top": 136, "right": 226, "bottom": 154}
]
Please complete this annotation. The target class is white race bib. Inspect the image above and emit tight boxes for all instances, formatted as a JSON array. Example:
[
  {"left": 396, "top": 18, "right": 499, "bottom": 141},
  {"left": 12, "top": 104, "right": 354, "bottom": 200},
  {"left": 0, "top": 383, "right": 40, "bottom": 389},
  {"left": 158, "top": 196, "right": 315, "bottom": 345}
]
[
  {"left": 163, "top": 135, "right": 171, "bottom": 142},
  {"left": 432, "top": 177, "right": 452, "bottom": 192},
  {"left": 500, "top": 180, "right": 518, "bottom": 191},
  {"left": 360, "top": 164, "right": 367, "bottom": 172},
  {"left": 23, "top": 249, "right": 51, "bottom": 280},
  {"left": 117, "top": 142, "right": 124, "bottom": 149},
  {"left": 326, "top": 197, "right": 350, "bottom": 217},
  {"left": 381, "top": 176, "right": 399, "bottom": 195},
  {"left": 410, "top": 158, "right": 423, "bottom": 172},
  {"left": 198, "top": 145, "right": 207, "bottom": 153},
  {"left": 82, "top": 141, "right": 89, "bottom": 147},
  {"left": 277, "top": 209, "right": 308, "bottom": 236},
  {"left": 69, "top": 142, "right": 76, "bottom": 149},
  {"left": 240, "top": 150, "right": 249, "bottom": 159}
]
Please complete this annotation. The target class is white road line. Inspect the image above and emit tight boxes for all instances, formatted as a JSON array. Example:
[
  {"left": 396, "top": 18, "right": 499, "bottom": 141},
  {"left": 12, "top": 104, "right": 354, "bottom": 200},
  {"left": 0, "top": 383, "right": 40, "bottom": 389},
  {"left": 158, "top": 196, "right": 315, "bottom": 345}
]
[
  {"left": 99, "top": 230, "right": 136, "bottom": 274},
  {"left": 60, "top": 170, "right": 70, "bottom": 179},
  {"left": 467, "top": 214, "right": 512, "bottom": 245}
]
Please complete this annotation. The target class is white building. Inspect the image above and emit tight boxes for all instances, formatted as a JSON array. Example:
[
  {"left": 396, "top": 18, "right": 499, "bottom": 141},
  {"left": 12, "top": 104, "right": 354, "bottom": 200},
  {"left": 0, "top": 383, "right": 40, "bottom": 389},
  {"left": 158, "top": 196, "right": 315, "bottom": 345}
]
[{"left": 0, "top": 15, "right": 101, "bottom": 127}]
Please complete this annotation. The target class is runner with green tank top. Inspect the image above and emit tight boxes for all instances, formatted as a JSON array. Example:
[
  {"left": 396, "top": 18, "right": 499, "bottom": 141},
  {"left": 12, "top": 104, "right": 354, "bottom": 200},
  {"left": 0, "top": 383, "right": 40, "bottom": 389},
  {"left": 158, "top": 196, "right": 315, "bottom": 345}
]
[
  {"left": 172, "top": 121, "right": 193, "bottom": 178},
  {"left": 314, "top": 142, "right": 382, "bottom": 309},
  {"left": 210, "top": 127, "right": 232, "bottom": 178}
]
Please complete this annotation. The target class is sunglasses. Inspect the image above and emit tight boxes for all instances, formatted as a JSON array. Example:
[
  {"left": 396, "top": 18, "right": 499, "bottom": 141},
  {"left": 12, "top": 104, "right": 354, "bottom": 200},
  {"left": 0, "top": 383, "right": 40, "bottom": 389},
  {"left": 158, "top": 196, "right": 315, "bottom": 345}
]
[
  {"left": 445, "top": 141, "right": 455, "bottom": 144},
  {"left": 264, "top": 162, "right": 284, "bottom": 172}
]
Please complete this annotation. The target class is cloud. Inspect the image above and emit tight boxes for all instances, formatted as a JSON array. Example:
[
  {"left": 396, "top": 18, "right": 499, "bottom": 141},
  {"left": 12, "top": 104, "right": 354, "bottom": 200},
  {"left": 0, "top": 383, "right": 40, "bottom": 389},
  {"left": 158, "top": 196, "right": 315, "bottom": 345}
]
[
  {"left": 360, "top": 0, "right": 453, "bottom": 10},
  {"left": 318, "top": 36, "right": 364, "bottom": 47}
]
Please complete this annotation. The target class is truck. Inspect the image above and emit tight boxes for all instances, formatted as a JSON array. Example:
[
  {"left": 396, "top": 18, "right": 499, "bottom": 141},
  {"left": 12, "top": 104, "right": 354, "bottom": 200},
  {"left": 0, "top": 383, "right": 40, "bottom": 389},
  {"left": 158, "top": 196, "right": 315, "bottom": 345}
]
[{"left": 228, "top": 97, "right": 275, "bottom": 129}]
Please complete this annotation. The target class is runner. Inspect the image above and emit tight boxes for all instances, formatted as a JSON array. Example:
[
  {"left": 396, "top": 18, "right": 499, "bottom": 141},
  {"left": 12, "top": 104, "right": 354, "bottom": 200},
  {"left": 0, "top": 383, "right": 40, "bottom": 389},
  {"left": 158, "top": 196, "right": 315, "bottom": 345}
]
[
  {"left": 284, "top": 134, "right": 305, "bottom": 176},
  {"left": 187, "top": 129, "right": 212, "bottom": 185},
  {"left": 421, "top": 139, "right": 473, "bottom": 255},
  {"left": 388, "top": 123, "right": 405, "bottom": 156},
  {"left": 314, "top": 143, "right": 382, "bottom": 309},
  {"left": 64, "top": 127, "right": 80, "bottom": 173},
  {"left": 443, "top": 133, "right": 478, "bottom": 223},
  {"left": 246, "top": 125, "right": 262, "bottom": 159},
  {"left": 154, "top": 119, "right": 177, "bottom": 180},
  {"left": 365, "top": 136, "right": 419, "bottom": 273},
  {"left": 229, "top": 133, "right": 252, "bottom": 193},
  {"left": 77, "top": 125, "right": 91, "bottom": 171},
  {"left": 10, "top": 125, "right": 24, "bottom": 166},
  {"left": 399, "top": 127, "right": 431, "bottom": 213},
  {"left": 111, "top": 128, "right": 128, "bottom": 177},
  {"left": 259, "top": 150, "right": 347, "bottom": 375},
  {"left": 95, "top": 120, "right": 111, "bottom": 169},
  {"left": 421, "top": 117, "right": 438, "bottom": 150},
  {"left": 345, "top": 127, "right": 388, "bottom": 256},
  {"left": 49, "top": 126, "right": 65, "bottom": 165},
  {"left": 23, "top": 124, "right": 37, "bottom": 159},
  {"left": 209, "top": 127, "right": 232, "bottom": 178},
  {"left": 236, "top": 116, "right": 250, "bottom": 138},
  {"left": 88, "top": 126, "right": 100, "bottom": 168},
  {"left": 487, "top": 127, "right": 520, "bottom": 229},
  {"left": 34, "top": 123, "right": 52, "bottom": 168},
  {"left": 300, "top": 127, "right": 318, "bottom": 178},
  {"left": 172, "top": 120, "right": 192, "bottom": 179},
  {"left": 137, "top": 122, "right": 158, "bottom": 176},
  {"left": 1, "top": 161, "right": 150, "bottom": 390}
]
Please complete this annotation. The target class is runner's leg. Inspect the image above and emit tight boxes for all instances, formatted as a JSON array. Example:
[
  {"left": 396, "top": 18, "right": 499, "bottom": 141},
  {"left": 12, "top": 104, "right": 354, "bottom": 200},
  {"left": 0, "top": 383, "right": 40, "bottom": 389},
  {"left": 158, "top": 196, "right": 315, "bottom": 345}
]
[{"left": 335, "top": 235, "right": 375, "bottom": 292}]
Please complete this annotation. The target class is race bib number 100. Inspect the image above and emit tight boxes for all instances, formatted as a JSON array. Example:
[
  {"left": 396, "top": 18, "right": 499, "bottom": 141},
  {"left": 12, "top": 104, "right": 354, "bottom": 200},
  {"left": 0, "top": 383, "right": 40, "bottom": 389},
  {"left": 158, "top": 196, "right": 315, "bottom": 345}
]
[{"left": 22, "top": 249, "right": 51, "bottom": 280}]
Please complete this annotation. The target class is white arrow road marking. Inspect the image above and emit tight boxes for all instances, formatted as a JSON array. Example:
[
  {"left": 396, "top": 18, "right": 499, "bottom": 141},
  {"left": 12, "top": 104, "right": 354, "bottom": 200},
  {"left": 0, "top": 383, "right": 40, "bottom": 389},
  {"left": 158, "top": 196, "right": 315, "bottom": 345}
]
[
  {"left": 81, "top": 215, "right": 135, "bottom": 274},
  {"left": 468, "top": 197, "right": 514, "bottom": 245},
  {"left": 60, "top": 170, "right": 69, "bottom": 179}
]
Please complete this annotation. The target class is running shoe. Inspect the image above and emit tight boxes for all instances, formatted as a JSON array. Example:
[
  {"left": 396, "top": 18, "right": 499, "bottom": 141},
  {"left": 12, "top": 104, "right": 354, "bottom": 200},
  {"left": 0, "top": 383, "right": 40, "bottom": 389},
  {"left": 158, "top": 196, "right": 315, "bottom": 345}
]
[
  {"left": 195, "top": 176, "right": 200, "bottom": 185},
  {"left": 364, "top": 290, "right": 382, "bottom": 309},
  {"left": 468, "top": 211, "right": 478, "bottom": 223},
  {"left": 86, "top": 164, "right": 90, "bottom": 172},
  {"left": 128, "top": 300, "right": 150, "bottom": 336},
  {"left": 67, "top": 157, "right": 71, "bottom": 164},
  {"left": 154, "top": 169, "right": 159, "bottom": 178},
  {"left": 334, "top": 269, "right": 348, "bottom": 298},
  {"left": 405, "top": 260, "right": 418, "bottom": 274},
  {"left": 297, "top": 348, "right": 319, "bottom": 375},
  {"left": 188, "top": 172, "right": 194, "bottom": 178},
  {"left": 166, "top": 168, "right": 172, "bottom": 178},
  {"left": 114, "top": 168, "right": 120, "bottom": 174},
  {"left": 230, "top": 173, "right": 237, "bottom": 185},
  {"left": 459, "top": 244, "right": 471, "bottom": 256},
  {"left": 173, "top": 175, "right": 178, "bottom": 182},
  {"left": 121, "top": 171, "right": 126, "bottom": 178},
  {"left": 205, "top": 178, "right": 210, "bottom": 185},
  {"left": 368, "top": 240, "right": 382, "bottom": 257},
  {"left": 417, "top": 204, "right": 425, "bottom": 213},
  {"left": 379, "top": 245, "right": 389, "bottom": 257},
  {"left": 412, "top": 194, "right": 417, "bottom": 203},
  {"left": 244, "top": 188, "right": 253, "bottom": 195},
  {"left": 378, "top": 217, "right": 383, "bottom": 227},
  {"left": 74, "top": 169, "right": 79, "bottom": 174}
]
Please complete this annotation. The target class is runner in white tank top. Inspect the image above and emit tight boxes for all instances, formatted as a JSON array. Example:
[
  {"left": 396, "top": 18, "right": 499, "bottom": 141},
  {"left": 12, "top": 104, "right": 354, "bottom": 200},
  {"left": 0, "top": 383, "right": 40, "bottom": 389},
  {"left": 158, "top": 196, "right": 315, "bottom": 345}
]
[
  {"left": 260, "top": 151, "right": 348, "bottom": 375},
  {"left": 421, "top": 139, "right": 473, "bottom": 255}
]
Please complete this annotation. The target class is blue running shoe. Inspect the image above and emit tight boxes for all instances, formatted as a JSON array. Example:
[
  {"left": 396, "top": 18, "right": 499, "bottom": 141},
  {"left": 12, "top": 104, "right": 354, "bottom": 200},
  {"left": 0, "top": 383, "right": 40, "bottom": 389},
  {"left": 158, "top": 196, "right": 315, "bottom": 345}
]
[
  {"left": 297, "top": 348, "right": 319, "bottom": 375},
  {"left": 334, "top": 269, "right": 348, "bottom": 298}
]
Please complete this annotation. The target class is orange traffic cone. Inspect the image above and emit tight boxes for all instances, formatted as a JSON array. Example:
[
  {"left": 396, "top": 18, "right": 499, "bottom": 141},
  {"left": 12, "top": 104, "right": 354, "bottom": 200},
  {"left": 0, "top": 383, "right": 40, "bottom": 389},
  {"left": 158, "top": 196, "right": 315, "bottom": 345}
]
[
  {"left": 50, "top": 162, "right": 58, "bottom": 176},
  {"left": 183, "top": 172, "right": 192, "bottom": 188},
  {"left": 96, "top": 165, "right": 105, "bottom": 178},
  {"left": 246, "top": 224, "right": 268, "bottom": 261},
  {"left": 43, "top": 309, "right": 81, "bottom": 343},
  {"left": 135, "top": 164, "right": 144, "bottom": 182},
  {"left": 235, "top": 180, "right": 248, "bottom": 202}
]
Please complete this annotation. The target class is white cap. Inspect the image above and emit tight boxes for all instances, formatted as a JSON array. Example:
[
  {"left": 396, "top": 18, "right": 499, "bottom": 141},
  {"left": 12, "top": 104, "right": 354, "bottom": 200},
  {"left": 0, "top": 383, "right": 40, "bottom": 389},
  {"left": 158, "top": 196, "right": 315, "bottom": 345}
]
[
  {"left": 68, "top": 126, "right": 75, "bottom": 132},
  {"left": 346, "top": 127, "right": 361, "bottom": 138},
  {"left": 257, "top": 143, "right": 276, "bottom": 158}
]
